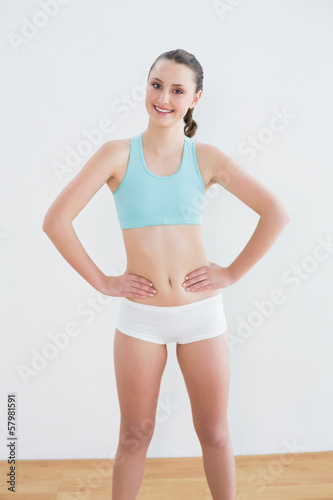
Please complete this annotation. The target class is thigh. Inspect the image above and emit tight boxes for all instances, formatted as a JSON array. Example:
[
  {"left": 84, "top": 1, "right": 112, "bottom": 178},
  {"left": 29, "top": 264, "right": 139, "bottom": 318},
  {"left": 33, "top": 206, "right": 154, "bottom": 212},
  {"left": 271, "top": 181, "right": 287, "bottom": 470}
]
[
  {"left": 176, "top": 331, "right": 230, "bottom": 439},
  {"left": 113, "top": 328, "right": 168, "bottom": 434}
]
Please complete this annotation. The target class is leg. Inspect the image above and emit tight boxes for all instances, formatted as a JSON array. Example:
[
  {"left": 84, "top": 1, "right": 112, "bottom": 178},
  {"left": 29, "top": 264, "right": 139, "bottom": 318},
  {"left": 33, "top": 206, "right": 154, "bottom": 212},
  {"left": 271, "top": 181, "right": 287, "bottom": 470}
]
[
  {"left": 176, "top": 330, "right": 236, "bottom": 500},
  {"left": 112, "top": 329, "right": 168, "bottom": 500}
]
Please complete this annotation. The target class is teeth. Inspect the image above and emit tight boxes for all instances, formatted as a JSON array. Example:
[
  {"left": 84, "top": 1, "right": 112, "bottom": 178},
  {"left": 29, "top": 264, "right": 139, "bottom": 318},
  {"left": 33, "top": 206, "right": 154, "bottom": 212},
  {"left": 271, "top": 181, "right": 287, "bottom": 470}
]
[{"left": 155, "top": 106, "right": 173, "bottom": 113}]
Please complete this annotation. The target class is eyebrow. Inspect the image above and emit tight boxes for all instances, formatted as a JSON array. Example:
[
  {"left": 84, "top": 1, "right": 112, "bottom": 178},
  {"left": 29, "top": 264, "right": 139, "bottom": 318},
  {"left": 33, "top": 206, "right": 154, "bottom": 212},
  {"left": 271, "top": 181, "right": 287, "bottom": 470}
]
[{"left": 151, "top": 76, "right": 188, "bottom": 88}]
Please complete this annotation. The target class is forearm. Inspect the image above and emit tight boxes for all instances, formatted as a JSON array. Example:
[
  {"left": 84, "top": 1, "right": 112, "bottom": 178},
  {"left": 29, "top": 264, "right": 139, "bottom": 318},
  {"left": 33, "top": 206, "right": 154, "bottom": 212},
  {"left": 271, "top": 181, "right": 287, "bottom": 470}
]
[
  {"left": 42, "top": 219, "right": 107, "bottom": 293},
  {"left": 227, "top": 207, "right": 290, "bottom": 283}
]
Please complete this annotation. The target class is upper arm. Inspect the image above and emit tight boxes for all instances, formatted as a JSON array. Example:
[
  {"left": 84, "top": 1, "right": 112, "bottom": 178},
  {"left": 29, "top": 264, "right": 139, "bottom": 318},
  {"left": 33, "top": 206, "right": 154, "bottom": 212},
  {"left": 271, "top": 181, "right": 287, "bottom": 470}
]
[
  {"left": 43, "top": 140, "right": 120, "bottom": 227},
  {"left": 207, "top": 144, "right": 290, "bottom": 219}
]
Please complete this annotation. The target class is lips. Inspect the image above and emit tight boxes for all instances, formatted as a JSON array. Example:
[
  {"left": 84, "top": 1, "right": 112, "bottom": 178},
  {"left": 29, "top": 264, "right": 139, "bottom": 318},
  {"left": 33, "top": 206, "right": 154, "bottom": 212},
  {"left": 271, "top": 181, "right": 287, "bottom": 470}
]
[{"left": 154, "top": 105, "right": 174, "bottom": 113}]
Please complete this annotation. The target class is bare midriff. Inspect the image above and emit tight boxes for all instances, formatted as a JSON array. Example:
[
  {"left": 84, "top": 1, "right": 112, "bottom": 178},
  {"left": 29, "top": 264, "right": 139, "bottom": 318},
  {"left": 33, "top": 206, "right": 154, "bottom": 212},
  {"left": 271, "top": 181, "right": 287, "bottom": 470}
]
[{"left": 122, "top": 224, "right": 221, "bottom": 307}]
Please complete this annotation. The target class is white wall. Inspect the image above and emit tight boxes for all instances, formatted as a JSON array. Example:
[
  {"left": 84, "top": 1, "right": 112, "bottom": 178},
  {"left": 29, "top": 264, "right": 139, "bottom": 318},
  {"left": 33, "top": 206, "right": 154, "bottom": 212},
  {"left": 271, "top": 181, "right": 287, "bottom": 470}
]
[{"left": 1, "top": 0, "right": 332, "bottom": 468}]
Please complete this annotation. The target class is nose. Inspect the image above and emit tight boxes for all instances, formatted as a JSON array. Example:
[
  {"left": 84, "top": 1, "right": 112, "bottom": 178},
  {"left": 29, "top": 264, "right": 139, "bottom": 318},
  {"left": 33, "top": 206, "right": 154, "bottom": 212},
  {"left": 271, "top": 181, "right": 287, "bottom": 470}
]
[{"left": 159, "top": 90, "right": 171, "bottom": 106}]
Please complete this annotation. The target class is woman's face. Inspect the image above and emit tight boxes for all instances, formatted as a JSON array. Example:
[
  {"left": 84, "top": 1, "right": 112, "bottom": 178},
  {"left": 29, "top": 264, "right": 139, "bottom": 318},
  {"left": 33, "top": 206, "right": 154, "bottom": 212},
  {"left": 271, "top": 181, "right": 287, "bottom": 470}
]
[{"left": 145, "top": 59, "right": 202, "bottom": 126}]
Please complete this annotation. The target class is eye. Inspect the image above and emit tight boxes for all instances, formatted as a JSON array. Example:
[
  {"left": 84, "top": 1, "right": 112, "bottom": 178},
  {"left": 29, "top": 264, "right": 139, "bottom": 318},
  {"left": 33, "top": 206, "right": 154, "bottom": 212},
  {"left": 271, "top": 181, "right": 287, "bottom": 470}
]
[{"left": 151, "top": 83, "right": 183, "bottom": 94}]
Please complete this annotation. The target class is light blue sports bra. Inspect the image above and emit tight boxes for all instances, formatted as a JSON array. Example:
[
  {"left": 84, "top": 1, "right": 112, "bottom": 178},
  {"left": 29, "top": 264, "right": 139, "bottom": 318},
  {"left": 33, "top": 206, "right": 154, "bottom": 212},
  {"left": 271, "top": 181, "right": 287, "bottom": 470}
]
[{"left": 112, "top": 132, "right": 207, "bottom": 229}]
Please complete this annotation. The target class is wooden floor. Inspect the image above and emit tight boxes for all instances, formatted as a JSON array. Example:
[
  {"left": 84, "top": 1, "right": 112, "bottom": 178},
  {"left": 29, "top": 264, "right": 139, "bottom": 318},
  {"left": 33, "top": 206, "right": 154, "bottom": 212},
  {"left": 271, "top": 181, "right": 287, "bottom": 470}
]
[{"left": 0, "top": 451, "right": 332, "bottom": 499}]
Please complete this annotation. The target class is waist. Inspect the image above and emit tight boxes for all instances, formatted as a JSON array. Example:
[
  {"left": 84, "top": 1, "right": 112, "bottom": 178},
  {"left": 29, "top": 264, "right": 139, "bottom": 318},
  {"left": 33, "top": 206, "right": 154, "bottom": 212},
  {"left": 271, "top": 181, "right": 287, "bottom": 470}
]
[
  {"left": 125, "top": 281, "right": 221, "bottom": 307},
  {"left": 123, "top": 225, "right": 221, "bottom": 306}
]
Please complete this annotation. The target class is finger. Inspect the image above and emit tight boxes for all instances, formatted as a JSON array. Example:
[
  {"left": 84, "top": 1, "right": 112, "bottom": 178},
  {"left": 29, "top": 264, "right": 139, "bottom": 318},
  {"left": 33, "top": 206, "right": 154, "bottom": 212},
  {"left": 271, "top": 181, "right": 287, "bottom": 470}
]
[
  {"left": 185, "top": 278, "right": 210, "bottom": 291},
  {"left": 186, "top": 281, "right": 212, "bottom": 292},
  {"left": 129, "top": 275, "right": 154, "bottom": 288},
  {"left": 129, "top": 286, "right": 155, "bottom": 297},
  {"left": 184, "top": 270, "right": 208, "bottom": 287},
  {"left": 130, "top": 282, "right": 156, "bottom": 295},
  {"left": 131, "top": 282, "right": 155, "bottom": 293}
]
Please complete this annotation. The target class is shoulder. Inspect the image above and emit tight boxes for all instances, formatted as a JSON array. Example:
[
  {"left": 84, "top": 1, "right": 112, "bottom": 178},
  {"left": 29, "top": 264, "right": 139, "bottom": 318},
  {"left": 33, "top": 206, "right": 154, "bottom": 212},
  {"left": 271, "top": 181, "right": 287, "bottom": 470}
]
[
  {"left": 192, "top": 139, "right": 217, "bottom": 155},
  {"left": 101, "top": 137, "right": 131, "bottom": 159},
  {"left": 99, "top": 137, "right": 132, "bottom": 176},
  {"left": 192, "top": 139, "right": 234, "bottom": 183},
  {"left": 193, "top": 139, "right": 230, "bottom": 163}
]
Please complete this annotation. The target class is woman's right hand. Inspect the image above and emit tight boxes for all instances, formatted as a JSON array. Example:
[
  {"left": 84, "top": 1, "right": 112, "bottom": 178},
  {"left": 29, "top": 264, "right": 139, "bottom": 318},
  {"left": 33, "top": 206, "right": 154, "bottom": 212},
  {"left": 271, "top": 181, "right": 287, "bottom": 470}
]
[{"left": 100, "top": 273, "right": 157, "bottom": 298}]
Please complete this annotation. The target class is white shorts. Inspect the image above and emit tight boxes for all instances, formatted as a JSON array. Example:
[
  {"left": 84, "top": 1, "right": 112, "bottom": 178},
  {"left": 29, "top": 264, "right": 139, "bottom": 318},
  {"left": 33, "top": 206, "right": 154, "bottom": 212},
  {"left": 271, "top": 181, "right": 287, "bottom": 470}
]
[{"left": 116, "top": 292, "right": 228, "bottom": 345}]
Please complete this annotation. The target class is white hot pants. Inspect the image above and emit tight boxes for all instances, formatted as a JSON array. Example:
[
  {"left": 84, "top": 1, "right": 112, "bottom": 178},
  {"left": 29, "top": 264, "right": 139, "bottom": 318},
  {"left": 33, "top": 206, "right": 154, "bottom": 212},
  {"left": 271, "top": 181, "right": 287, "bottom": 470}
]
[{"left": 116, "top": 292, "right": 228, "bottom": 345}]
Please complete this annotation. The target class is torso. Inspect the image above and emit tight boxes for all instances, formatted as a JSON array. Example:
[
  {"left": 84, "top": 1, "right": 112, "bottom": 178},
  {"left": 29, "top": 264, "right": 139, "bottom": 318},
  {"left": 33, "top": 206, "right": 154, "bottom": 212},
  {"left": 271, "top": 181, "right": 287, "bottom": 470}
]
[{"left": 106, "top": 136, "right": 221, "bottom": 306}]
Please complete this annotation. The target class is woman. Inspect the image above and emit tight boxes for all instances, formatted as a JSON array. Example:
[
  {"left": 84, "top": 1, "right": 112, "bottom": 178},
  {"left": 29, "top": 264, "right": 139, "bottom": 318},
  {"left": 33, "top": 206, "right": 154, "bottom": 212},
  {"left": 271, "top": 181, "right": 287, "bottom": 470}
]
[{"left": 43, "top": 49, "right": 290, "bottom": 499}]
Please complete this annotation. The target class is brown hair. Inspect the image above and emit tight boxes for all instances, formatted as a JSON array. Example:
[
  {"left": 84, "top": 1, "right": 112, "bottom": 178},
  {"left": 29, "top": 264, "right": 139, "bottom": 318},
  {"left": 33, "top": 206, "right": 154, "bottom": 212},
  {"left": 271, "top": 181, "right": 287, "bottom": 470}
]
[{"left": 147, "top": 49, "right": 204, "bottom": 138}]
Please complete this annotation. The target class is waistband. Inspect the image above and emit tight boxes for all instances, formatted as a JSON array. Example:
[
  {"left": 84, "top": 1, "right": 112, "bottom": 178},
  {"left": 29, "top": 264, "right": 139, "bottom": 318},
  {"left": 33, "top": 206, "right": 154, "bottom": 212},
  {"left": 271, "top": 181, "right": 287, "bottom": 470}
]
[{"left": 122, "top": 292, "right": 222, "bottom": 312}]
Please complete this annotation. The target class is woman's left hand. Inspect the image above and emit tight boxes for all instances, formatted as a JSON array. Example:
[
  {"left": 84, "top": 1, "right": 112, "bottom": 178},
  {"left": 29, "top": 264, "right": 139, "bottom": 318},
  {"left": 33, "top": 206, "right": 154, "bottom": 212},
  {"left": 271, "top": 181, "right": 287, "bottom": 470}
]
[{"left": 182, "top": 261, "right": 235, "bottom": 292}]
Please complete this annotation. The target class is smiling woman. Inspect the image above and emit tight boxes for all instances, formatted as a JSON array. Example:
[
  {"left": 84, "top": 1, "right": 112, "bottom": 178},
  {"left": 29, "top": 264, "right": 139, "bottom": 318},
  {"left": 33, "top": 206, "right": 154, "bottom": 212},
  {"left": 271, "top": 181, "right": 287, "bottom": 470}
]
[{"left": 42, "top": 48, "right": 290, "bottom": 499}]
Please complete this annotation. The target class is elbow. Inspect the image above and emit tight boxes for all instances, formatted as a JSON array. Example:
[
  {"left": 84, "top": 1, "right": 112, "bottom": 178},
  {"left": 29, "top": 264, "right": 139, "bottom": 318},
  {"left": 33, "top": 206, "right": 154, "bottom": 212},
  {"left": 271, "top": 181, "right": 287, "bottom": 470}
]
[
  {"left": 42, "top": 217, "right": 51, "bottom": 234},
  {"left": 276, "top": 209, "right": 291, "bottom": 229},
  {"left": 42, "top": 212, "right": 70, "bottom": 234},
  {"left": 42, "top": 211, "right": 56, "bottom": 233},
  {"left": 260, "top": 202, "right": 291, "bottom": 226},
  {"left": 278, "top": 204, "right": 291, "bottom": 224},
  {"left": 271, "top": 200, "right": 291, "bottom": 224},
  {"left": 42, "top": 218, "right": 50, "bottom": 233}
]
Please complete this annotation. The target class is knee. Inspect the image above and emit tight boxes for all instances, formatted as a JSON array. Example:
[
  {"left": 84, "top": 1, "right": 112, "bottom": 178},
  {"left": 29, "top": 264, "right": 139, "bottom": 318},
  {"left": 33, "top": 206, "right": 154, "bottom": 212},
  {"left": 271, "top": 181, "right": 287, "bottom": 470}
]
[
  {"left": 119, "top": 417, "right": 156, "bottom": 453},
  {"left": 195, "top": 420, "right": 230, "bottom": 448}
]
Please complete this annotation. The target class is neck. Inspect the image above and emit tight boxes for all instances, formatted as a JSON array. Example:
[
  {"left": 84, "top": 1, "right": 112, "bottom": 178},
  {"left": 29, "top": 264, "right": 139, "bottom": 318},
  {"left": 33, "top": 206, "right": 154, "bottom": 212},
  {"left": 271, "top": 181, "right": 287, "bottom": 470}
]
[{"left": 142, "top": 122, "right": 185, "bottom": 155}]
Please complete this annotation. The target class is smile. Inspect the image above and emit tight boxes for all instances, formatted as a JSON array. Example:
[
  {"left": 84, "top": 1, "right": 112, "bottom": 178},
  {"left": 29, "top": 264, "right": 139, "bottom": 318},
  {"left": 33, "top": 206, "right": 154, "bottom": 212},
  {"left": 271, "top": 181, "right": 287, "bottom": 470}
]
[{"left": 154, "top": 105, "right": 174, "bottom": 115}]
